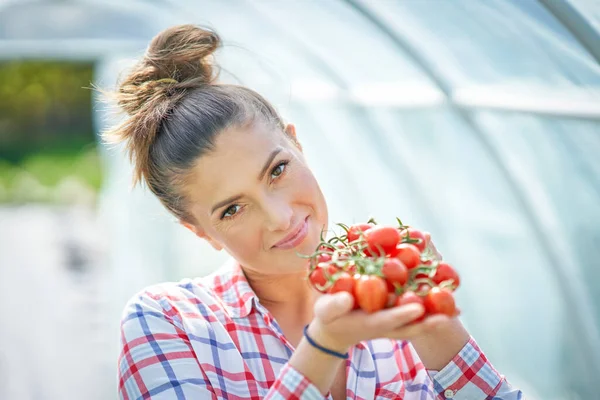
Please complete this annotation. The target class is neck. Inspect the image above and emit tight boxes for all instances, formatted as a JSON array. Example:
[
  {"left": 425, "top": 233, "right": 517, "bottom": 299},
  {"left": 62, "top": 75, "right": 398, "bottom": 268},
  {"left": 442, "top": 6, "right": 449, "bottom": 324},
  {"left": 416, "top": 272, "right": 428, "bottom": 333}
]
[{"left": 243, "top": 267, "right": 316, "bottom": 323}]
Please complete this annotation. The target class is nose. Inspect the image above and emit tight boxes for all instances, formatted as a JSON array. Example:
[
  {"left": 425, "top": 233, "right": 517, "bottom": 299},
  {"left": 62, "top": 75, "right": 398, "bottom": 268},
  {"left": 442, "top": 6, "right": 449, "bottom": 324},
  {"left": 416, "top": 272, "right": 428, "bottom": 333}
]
[{"left": 263, "top": 194, "right": 293, "bottom": 233}]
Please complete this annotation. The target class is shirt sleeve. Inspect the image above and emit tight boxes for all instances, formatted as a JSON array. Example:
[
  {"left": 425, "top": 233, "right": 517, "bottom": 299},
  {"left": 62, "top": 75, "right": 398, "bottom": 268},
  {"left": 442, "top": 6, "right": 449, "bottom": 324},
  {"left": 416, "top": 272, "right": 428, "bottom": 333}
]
[
  {"left": 119, "top": 290, "right": 326, "bottom": 400},
  {"left": 118, "top": 291, "right": 217, "bottom": 400},
  {"left": 264, "top": 364, "right": 327, "bottom": 400},
  {"left": 427, "top": 337, "right": 524, "bottom": 399}
]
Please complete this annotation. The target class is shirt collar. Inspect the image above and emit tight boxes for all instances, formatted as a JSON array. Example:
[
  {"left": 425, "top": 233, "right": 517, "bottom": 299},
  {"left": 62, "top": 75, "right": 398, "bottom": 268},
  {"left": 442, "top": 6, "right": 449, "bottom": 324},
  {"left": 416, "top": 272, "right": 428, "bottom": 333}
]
[{"left": 212, "top": 258, "right": 257, "bottom": 319}]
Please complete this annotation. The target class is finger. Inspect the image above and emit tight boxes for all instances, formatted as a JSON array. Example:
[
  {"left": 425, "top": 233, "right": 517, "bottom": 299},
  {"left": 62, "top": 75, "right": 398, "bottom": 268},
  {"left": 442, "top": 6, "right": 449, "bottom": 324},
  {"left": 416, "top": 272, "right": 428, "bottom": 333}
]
[
  {"left": 386, "top": 314, "right": 451, "bottom": 339},
  {"left": 424, "top": 233, "right": 443, "bottom": 260},
  {"left": 420, "top": 314, "right": 451, "bottom": 330},
  {"left": 363, "top": 303, "right": 425, "bottom": 332},
  {"left": 314, "top": 292, "right": 354, "bottom": 323},
  {"left": 424, "top": 232, "right": 431, "bottom": 243}
]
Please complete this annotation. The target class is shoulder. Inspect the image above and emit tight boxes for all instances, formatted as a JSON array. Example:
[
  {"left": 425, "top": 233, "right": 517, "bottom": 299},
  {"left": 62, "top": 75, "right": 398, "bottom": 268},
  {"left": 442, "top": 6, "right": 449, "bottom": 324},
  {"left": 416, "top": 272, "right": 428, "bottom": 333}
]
[{"left": 120, "top": 261, "right": 240, "bottom": 330}]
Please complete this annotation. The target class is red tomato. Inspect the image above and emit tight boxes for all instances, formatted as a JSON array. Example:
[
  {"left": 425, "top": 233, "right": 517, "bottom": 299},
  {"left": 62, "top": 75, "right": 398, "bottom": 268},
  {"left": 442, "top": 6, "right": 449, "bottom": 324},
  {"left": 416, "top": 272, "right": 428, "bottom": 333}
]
[
  {"left": 395, "top": 291, "right": 424, "bottom": 307},
  {"left": 364, "top": 226, "right": 401, "bottom": 257},
  {"left": 308, "top": 263, "right": 338, "bottom": 292},
  {"left": 354, "top": 275, "right": 388, "bottom": 313},
  {"left": 399, "top": 228, "right": 427, "bottom": 252},
  {"left": 394, "top": 244, "right": 421, "bottom": 269},
  {"left": 381, "top": 258, "right": 408, "bottom": 292},
  {"left": 327, "top": 272, "right": 354, "bottom": 296},
  {"left": 347, "top": 223, "right": 373, "bottom": 242},
  {"left": 386, "top": 293, "right": 397, "bottom": 308},
  {"left": 395, "top": 291, "right": 425, "bottom": 322},
  {"left": 423, "top": 287, "right": 456, "bottom": 317},
  {"left": 345, "top": 263, "right": 357, "bottom": 274},
  {"left": 416, "top": 283, "right": 432, "bottom": 296},
  {"left": 387, "top": 246, "right": 400, "bottom": 257},
  {"left": 308, "top": 269, "right": 327, "bottom": 292},
  {"left": 351, "top": 274, "right": 362, "bottom": 309},
  {"left": 432, "top": 262, "right": 460, "bottom": 289},
  {"left": 413, "top": 272, "right": 429, "bottom": 280},
  {"left": 316, "top": 252, "right": 332, "bottom": 264},
  {"left": 328, "top": 271, "right": 356, "bottom": 296}
]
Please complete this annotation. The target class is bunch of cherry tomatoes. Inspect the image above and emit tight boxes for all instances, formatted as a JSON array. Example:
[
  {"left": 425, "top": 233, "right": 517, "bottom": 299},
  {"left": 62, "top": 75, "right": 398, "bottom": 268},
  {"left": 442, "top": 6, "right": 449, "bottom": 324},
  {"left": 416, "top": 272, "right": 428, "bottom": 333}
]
[{"left": 305, "top": 218, "right": 460, "bottom": 319}]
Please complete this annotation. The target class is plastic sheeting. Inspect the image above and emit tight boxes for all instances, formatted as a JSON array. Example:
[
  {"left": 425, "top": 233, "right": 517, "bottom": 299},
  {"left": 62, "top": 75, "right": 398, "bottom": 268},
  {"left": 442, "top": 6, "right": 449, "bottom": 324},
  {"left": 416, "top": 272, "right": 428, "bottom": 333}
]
[{"left": 89, "top": 1, "right": 600, "bottom": 398}]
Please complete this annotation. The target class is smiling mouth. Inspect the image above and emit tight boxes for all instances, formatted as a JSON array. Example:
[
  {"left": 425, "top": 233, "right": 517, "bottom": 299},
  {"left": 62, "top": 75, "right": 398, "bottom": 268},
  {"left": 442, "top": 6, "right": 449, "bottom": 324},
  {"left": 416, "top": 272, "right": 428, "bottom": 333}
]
[{"left": 273, "top": 216, "right": 309, "bottom": 250}]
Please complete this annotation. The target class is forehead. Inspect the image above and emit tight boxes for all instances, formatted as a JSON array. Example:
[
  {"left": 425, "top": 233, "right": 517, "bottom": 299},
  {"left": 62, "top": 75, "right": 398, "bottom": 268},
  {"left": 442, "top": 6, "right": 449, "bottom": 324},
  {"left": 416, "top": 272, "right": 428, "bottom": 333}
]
[
  {"left": 209, "top": 122, "right": 285, "bottom": 162},
  {"left": 184, "top": 122, "right": 288, "bottom": 211}
]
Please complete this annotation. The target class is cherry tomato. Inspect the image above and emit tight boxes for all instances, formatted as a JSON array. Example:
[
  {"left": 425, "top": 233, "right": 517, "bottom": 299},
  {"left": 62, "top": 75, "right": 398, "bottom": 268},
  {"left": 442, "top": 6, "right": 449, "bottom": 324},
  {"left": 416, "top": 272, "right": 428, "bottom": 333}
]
[
  {"left": 354, "top": 275, "right": 388, "bottom": 313},
  {"left": 413, "top": 272, "right": 429, "bottom": 280},
  {"left": 344, "top": 263, "right": 357, "bottom": 274},
  {"left": 399, "top": 228, "right": 427, "bottom": 252},
  {"left": 423, "top": 287, "right": 456, "bottom": 317},
  {"left": 386, "top": 246, "right": 400, "bottom": 257},
  {"left": 381, "top": 258, "right": 408, "bottom": 292},
  {"left": 328, "top": 271, "right": 356, "bottom": 297},
  {"left": 364, "top": 226, "right": 401, "bottom": 257},
  {"left": 415, "top": 283, "right": 432, "bottom": 296},
  {"left": 432, "top": 262, "right": 460, "bottom": 289},
  {"left": 351, "top": 274, "right": 362, "bottom": 309},
  {"left": 316, "top": 252, "right": 332, "bottom": 264},
  {"left": 308, "top": 263, "right": 338, "bottom": 292},
  {"left": 395, "top": 291, "right": 424, "bottom": 307},
  {"left": 395, "top": 291, "right": 426, "bottom": 322},
  {"left": 347, "top": 223, "right": 373, "bottom": 242},
  {"left": 386, "top": 293, "right": 397, "bottom": 308},
  {"left": 335, "top": 251, "right": 351, "bottom": 262},
  {"left": 394, "top": 243, "right": 421, "bottom": 269}
]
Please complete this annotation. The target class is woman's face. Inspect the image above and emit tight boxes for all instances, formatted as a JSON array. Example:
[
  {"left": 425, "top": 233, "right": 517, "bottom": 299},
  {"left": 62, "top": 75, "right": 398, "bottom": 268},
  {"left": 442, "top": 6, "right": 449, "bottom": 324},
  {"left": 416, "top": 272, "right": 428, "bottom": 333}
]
[{"left": 183, "top": 121, "right": 328, "bottom": 275}]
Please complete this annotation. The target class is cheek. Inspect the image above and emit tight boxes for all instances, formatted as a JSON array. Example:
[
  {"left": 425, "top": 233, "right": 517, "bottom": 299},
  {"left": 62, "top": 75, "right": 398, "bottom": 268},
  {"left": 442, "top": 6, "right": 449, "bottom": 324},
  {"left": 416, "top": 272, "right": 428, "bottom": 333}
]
[
  {"left": 295, "top": 167, "right": 328, "bottom": 226},
  {"left": 221, "top": 224, "right": 265, "bottom": 265}
]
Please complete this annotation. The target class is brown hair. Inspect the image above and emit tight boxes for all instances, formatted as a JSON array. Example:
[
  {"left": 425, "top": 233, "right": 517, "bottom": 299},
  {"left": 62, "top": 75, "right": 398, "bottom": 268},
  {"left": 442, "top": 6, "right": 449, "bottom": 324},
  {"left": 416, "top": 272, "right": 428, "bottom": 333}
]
[{"left": 103, "top": 24, "right": 286, "bottom": 223}]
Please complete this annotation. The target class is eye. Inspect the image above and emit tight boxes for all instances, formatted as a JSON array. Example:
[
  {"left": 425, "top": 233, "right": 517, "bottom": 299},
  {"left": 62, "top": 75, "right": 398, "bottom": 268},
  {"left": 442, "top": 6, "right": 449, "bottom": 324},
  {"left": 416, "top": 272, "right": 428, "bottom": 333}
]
[
  {"left": 221, "top": 204, "right": 240, "bottom": 219},
  {"left": 271, "top": 160, "right": 289, "bottom": 179}
]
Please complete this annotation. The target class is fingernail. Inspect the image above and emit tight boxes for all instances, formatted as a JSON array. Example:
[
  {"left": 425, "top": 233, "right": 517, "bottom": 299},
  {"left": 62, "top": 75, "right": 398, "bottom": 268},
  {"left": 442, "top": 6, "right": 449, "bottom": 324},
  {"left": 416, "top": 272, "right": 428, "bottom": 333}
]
[{"left": 335, "top": 291, "right": 352, "bottom": 304}]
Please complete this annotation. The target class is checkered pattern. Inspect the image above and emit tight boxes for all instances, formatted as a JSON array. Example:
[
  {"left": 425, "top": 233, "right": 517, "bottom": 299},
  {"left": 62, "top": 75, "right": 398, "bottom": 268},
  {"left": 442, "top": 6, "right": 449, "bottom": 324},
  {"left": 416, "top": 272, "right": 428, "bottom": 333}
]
[{"left": 118, "top": 260, "right": 523, "bottom": 399}]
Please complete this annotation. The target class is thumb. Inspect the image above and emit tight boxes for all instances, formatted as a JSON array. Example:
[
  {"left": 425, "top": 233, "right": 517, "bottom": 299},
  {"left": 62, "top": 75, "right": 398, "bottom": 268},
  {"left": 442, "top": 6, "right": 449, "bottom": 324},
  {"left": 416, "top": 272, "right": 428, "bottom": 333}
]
[
  {"left": 314, "top": 292, "right": 354, "bottom": 323},
  {"left": 424, "top": 232, "right": 443, "bottom": 260}
]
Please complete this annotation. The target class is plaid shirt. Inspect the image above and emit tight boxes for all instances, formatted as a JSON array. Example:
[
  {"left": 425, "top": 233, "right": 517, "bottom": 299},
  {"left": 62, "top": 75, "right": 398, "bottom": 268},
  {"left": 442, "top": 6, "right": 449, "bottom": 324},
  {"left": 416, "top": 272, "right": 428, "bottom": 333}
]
[{"left": 119, "top": 259, "right": 523, "bottom": 399}]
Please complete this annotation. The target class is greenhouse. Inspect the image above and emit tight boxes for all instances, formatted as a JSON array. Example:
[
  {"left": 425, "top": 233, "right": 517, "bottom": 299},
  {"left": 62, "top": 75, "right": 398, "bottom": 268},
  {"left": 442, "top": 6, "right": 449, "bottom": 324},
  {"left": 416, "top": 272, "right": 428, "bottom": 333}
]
[{"left": 0, "top": 1, "right": 599, "bottom": 399}]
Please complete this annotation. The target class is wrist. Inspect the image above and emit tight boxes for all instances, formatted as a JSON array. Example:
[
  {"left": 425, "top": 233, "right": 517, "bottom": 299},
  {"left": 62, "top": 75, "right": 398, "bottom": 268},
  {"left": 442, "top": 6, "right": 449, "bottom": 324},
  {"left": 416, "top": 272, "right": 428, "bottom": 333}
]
[
  {"left": 410, "top": 318, "right": 470, "bottom": 370},
  {"left": 306, "top": 322, "right": 350, "bottom": 355}
]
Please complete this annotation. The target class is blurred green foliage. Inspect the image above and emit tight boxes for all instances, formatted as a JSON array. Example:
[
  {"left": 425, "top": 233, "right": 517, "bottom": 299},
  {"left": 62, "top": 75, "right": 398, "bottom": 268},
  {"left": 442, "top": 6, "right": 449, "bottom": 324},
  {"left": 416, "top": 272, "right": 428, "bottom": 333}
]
[{"left": 0, "top": 61, "right": 101, "bottom": 203}]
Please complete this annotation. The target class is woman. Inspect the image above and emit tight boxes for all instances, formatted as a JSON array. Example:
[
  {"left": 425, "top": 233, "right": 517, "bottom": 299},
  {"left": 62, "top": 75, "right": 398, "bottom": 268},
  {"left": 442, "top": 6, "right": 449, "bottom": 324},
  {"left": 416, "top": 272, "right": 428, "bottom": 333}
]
[{"left": 111, "top": 25, "right": 523, "bottom": 399}]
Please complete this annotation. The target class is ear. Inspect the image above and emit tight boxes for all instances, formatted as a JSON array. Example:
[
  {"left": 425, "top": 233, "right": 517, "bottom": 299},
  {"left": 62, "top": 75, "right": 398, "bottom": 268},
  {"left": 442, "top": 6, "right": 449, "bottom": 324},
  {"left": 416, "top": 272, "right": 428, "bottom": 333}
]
[
  {"left": 181, "top": 221, "right": 223, "bottom": 251},
  {"left": 284, "top": 123, "right": 302, "bottom": 152}
]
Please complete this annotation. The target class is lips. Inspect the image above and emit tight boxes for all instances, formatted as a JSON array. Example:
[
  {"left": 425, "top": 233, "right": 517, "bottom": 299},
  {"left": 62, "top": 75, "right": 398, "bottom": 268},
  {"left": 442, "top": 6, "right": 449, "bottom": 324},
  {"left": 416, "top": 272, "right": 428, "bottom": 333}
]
[{"left": 273, "top": 216, "right": 309, "bottom": 250}]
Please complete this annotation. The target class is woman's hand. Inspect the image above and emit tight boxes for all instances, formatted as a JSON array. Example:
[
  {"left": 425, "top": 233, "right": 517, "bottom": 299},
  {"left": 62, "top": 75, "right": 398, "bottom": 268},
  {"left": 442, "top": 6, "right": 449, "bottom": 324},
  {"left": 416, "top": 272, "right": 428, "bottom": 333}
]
[{"left": 307, "top": 291, "right": 454, "bottom": 353}]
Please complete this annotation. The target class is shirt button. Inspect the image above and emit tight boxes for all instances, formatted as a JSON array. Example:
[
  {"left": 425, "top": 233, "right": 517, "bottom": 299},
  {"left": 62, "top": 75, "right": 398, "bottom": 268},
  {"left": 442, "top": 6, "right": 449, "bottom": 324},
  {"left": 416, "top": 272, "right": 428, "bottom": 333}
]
[{"left": 444, "top": 389, "right": 455, "bottom": 398}]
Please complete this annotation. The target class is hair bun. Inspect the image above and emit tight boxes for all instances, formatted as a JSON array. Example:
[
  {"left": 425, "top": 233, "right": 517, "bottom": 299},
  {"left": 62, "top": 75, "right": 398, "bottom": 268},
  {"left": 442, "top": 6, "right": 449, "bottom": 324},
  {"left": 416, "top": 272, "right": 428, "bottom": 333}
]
[
  {"left": 145, "top": 24, "right": 221, "bottom": 86},
  {"left": 116, "top": 24, "right": 221, "bottom": 115},
  {"left": 103, "top": 24, "right": 222, "bottom": 186}
]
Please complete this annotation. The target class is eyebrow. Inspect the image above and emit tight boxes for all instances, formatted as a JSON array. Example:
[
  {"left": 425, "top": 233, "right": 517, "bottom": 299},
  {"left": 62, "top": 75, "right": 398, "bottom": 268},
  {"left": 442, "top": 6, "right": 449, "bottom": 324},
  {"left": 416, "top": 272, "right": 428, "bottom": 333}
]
[
  {"left": 257, "top": 147, "right": 283, "bottom": 181},
  {"left": 211, "top": 194, "right": 243, "bottom": 215},
  {"left": 210, "top": 147, "right": 283, "bottom": 215}
]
